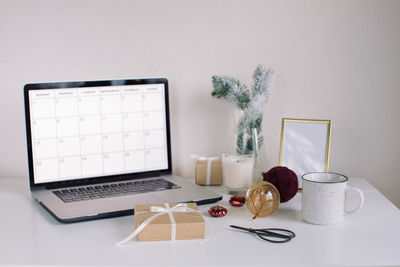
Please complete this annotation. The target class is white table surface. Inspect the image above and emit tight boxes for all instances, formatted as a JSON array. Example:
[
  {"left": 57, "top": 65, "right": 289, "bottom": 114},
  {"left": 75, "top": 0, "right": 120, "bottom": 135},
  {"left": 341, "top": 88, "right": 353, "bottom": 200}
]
[{"left": 0, "top": 177, "right": 399, "bottom": 266}]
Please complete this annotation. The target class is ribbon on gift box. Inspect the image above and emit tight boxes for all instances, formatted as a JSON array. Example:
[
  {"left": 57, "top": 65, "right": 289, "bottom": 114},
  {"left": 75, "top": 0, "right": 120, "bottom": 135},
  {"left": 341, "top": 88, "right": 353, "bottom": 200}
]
[
  {"left": 117, "top": 203, "right": 200, "bottom": 245},
  {"left": 191, "top": 154, "right": 220, "bottom": 185}
]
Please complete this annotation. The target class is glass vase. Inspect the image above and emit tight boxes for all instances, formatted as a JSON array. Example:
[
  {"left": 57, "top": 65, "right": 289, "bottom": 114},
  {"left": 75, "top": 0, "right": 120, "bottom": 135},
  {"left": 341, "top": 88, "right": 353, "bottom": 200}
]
[{"left": 222, "top": 109, "right": 266, "bottom": 194}]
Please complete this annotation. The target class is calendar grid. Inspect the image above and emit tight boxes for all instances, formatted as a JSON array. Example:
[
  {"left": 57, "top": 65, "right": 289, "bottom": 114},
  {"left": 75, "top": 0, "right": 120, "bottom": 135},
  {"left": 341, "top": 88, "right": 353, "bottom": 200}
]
[
  {"left": 77, "top": 96, "right": 83, "bottom": 178},
  {"left": 54, "top": 94, "right": 60, "bottom": 179},
  {"left": 31, "top": 109, "right": 164, "bottom": 120},
  {"left": 28, "top": 146, "right": 167, "bottom": 161},
  {"left": 121, "top": 90, "right": 126, "bottom": 172},
  {"left": 29, "top": 84, "right": 168, "bottom": 183},
  {"left": 141, "top": 93, "right": 146, "bottom": 169},
  {"left": 98, "top": 91, "right": 104, "bottom": 175}
]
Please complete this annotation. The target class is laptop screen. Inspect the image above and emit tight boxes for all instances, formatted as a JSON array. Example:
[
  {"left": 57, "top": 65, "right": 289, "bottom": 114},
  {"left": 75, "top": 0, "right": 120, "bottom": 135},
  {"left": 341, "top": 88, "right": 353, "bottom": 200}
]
[{"left": 24, "top": 78, "right": 171, "bottom": 186}]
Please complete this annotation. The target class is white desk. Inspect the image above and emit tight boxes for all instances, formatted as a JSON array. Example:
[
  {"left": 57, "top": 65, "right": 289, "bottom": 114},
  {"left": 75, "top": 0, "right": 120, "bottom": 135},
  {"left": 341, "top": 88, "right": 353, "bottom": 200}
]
[{"left": 0, "top": 177, "right": 399, "bottom": 266}]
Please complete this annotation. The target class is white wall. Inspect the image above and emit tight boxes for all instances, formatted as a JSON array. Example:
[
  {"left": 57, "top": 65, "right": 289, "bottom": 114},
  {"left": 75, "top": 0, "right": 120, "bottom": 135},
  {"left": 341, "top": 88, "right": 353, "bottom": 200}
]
[{"left": 1, "top": 0, "right": 399, "bottom": 207}]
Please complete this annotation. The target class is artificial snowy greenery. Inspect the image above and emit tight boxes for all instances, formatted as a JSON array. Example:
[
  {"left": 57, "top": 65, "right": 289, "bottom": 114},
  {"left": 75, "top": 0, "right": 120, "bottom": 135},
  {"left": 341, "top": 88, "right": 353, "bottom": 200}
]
[{"left": 211, "top": 65, "right": 274, "bottom": 155}]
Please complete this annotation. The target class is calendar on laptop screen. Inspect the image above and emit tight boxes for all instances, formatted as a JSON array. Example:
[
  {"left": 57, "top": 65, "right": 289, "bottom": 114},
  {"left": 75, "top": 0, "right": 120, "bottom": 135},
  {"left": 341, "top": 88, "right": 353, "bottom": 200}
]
[{"left": 28, "top": 83, "right": 169, "bottom": 184}]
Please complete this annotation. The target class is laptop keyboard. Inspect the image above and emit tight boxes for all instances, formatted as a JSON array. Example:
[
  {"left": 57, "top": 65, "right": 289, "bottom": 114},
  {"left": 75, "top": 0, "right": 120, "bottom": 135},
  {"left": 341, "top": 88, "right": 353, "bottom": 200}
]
[{"left": 52, "top": 178, "right": 181, "bottom": 203}]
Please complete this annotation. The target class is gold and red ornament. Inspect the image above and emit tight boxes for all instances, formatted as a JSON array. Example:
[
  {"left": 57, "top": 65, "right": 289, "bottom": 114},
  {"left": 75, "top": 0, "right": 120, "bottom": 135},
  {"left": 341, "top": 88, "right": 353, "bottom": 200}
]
[
  {"left": 245, "top": 181, "right": 280, "bottom": 219},
  {"left": 229, "top": 195, "right": 246, "bottom": 207},
  {"left": 208, "top": 205, "right": 228, "bottom": 217}
]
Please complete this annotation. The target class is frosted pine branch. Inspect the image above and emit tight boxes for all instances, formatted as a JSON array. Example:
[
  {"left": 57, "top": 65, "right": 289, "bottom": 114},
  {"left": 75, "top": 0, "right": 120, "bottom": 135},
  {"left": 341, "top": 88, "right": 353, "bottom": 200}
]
[
  {"left": 211, "top": 76, "right": 250, "bottom": 110},
  {"left": 211, "top": 65, "right": 274, "bottom": 155}
]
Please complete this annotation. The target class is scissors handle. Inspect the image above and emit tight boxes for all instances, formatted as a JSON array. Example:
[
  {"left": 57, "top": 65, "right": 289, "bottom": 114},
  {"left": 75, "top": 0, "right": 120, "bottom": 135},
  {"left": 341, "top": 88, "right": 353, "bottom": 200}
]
[{"left": 255, "top": 228, "right": 295, "bottom": 243}]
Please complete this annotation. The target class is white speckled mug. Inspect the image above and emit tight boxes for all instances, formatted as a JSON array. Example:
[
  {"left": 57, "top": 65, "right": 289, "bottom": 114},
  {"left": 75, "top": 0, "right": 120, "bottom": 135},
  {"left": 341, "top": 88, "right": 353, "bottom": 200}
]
[{"left": 302, "top": 172, "right": 364, "bottom": 225}]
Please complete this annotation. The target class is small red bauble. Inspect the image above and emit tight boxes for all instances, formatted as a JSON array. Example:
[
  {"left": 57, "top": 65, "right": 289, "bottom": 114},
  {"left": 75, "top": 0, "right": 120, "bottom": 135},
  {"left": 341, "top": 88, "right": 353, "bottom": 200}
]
[
  {"left": 208, "top": 205, "right": 228, "bottom": 217},
  {"left": 229, "top": 195, "right": 246, "bottom": 207}
]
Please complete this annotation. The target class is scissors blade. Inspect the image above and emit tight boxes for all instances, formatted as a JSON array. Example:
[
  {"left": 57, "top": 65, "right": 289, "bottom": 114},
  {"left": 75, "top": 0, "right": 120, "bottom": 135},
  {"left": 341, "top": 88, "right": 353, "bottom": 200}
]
[{"left": 229, "top": 225, "right": 250, "bottom": 231}]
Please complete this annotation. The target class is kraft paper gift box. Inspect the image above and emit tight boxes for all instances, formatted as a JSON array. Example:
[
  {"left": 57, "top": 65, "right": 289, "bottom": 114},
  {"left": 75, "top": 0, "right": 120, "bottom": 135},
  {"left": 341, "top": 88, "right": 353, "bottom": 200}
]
[
  {"left": 134, "top": 203, "right": 206, "bottom": 242},
  {"left": 195, "top": 159, "right": 223, "bottom": 185}
]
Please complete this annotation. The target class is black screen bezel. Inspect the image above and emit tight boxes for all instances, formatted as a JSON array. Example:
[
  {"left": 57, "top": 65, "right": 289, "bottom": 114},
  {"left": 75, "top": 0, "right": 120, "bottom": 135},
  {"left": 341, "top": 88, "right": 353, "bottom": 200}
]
[{"left": 24, "top": 78, "right": 172, "bottom": 189}]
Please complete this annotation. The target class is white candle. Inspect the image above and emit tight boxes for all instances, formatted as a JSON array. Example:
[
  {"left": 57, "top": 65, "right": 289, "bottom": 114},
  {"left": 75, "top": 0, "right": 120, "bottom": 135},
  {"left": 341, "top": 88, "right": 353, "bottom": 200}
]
[{"left": 222, "top": 154, "right": 254, "bottom": 193}]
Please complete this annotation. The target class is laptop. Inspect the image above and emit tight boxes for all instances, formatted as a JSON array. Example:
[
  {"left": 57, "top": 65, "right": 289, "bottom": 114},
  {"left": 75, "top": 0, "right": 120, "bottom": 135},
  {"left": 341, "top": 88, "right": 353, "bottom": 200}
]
[{"left": 24, "top": 78, "right": 222, "bottom": 223}]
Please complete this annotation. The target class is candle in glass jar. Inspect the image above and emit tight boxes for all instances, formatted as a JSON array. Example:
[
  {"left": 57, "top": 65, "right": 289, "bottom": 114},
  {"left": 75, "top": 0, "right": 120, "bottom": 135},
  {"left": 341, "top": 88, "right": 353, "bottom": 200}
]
[{"left": 222, "top": 154, "right": 255, "bottom": 194}]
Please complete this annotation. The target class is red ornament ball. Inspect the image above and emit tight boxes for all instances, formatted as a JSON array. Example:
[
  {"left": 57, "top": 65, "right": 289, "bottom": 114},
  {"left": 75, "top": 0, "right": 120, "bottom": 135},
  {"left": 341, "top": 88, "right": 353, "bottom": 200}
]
[
  {"left": 263, "top": 166, "right": 298, "bottom": 203},
  {"left": 208, "top": 205, "right": 228, "bottom": 217},
  {"left": 229, "top": 195, "right": 246, "bottom": 207}
]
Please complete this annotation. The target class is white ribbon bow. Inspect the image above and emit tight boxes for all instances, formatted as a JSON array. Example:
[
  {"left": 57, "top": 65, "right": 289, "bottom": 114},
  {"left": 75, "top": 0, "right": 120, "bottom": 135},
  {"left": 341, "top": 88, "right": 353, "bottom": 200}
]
[
  {"left": 117, "top": 203, "right": 199, "bottom": 245},
  {"left": 191, "top": 154, "right": 220, "bottom": 185}
]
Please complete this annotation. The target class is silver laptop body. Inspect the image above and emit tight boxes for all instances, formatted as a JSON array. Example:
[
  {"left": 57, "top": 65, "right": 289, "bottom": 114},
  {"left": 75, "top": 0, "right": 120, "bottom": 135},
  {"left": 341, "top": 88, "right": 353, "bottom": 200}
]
[{"left": 24, "top": 78, "right": 221, "bottom": 223}]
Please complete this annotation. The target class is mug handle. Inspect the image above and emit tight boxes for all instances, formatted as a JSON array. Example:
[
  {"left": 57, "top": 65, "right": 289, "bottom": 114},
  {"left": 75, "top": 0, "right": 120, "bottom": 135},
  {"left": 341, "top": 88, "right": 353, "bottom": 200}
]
[{"left": 345, "top": 186, "right": 364, "bottom": 214}]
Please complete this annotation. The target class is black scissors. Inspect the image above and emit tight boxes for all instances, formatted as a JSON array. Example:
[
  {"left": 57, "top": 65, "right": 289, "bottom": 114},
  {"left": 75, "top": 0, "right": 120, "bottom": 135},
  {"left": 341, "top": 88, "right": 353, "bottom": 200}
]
[{"left": 230, "top": 225, "right": 296, "bottom": 243}]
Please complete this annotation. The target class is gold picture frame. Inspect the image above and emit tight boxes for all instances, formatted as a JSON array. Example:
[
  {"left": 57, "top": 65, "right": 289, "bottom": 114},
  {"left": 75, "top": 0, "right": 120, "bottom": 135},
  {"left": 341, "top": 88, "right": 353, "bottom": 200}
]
[{"left": 279, "top": 118, "right": 332, "bottom": 188}]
